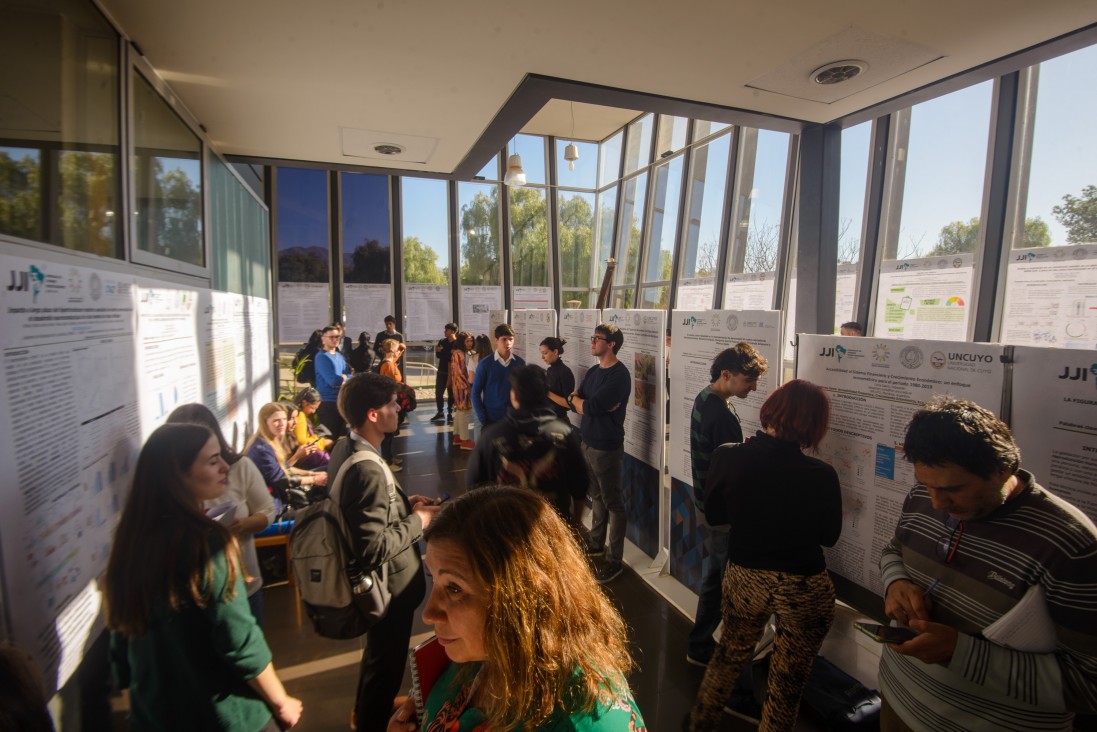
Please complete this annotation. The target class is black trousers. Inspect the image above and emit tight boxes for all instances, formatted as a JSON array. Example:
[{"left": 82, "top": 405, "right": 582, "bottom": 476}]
[
  {"left": 355, "top": 565, "right": 427, "bottom": 731},
  {"left": 316, "top": 400, "right": 346, "bottom": 440},
  {"left": 434, "top": 369, "right": 453, "bottom": 414}
]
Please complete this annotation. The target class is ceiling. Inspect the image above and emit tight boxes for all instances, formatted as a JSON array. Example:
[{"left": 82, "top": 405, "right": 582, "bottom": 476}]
[{"left": 97, "top": 0, "right": 1097, "bottom": 176}]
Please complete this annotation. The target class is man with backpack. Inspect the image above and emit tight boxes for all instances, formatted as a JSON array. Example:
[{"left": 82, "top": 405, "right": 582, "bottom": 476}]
[{"left": 329, "top": 373, "right": 441, "bottom": 728}]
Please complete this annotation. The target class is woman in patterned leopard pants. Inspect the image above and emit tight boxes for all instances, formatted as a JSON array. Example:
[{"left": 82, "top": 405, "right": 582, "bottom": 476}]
[{"left": 689, "top": 380, "right": 843, "bottom": 732}]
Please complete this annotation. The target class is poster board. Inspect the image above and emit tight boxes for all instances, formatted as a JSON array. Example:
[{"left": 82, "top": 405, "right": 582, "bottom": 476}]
[
  {"left": 276, "top": 281, "right": 328, "bottom": 344},
  {"left": 723, "top": 271, "right": 775, "bottom": 310},
  {"left": 0, "top": 253, "right": 273, "bottom": 695},
  {"left": 676, "top": 277, "right": 715, "bottom": 310},
  {"left": 487, "top": 309, "right": 508, "bottom": 343},
  {"left": 343, "top": 283, "right": 392, "bottom": 337},
  {"left": 796, "top": 335, "right": 1006, "bottom": 599},
  {"left": 873, "top": 254, "right": 974, "bottom": 341},
  {"left": 558, "top": 309, "right": 601, "bottom": 429},
  {"left": 511, "top": 309, "right": 557, "bottom": 366},
  {"left": 459, "top": 285, "right": 503, "bottom": 339},
  {"left": 1000, "top": 245, "right": 1097, "bottom": 349},
  {"left": 512, "top": 286, "right": 552, "bottom": 309},
  {"left": 405, "top": 284, "right": 450, "bottom": 341}
]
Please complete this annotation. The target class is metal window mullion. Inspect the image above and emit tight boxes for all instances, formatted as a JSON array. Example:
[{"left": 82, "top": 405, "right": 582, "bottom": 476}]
[
  {"left": 447, "top": 179, "right": 460, "bottom": 323},
  {"left": 329, "top": 170, "right": 342, "bottom": 324},
  {"left": 866, "top": 109, "right": 911, "bottom": 335},
  {"left": 712, "top": 126, "right": 742, "bottom": 308},
  {"left": 666, "top": 120, "right": 694, "bottom": 315},
  {"left": 501, "top": 161, "right": 513, "bottom": 314},
  {"left": 547, "top": 136, "right": 561, "bottom": 311},
  {"left": 391, "top": 177, "right": 405, "bottom": 330},
  {"left": 853, "top": 115, "right": 891, "bottom": 330}
]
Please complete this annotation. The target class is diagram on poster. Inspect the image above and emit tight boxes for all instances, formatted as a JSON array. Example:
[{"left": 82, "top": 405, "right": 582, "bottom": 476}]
[
  {"left": 1000, "top": 245, "right": 1097, "bottom": 349},
  {"left": 874, "top": 254, "right": 973, "bottom": 341},
  {"left": 558, "top": 309, "right": 601, "bottom": 429},
  {"left": 460, "top": 286, "right": 503, "bottom": 338}
]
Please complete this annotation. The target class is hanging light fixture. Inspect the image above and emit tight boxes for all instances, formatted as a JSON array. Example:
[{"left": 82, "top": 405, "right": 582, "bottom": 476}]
[
  {"left": 503, "top": 141, "right": 526, "bottom": 187},
  {"left": 563, "top": 102, "right": 580, "bottom": 171}
]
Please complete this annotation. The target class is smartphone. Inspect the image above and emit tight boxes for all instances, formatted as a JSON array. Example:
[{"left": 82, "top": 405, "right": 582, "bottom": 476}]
[
  {"left": 854, "top": 622, "right": 918, "bottom": 644},
  {"left": 438, "top": 493, "right": 451, "bottom": 504}
]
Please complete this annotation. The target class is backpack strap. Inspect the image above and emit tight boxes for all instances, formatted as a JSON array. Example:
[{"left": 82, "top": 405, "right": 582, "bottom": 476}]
[{"left": 328, "top": 447, "right": 396, "bottom": 570}]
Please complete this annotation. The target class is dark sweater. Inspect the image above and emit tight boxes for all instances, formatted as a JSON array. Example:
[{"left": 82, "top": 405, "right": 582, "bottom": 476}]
[
  {"left": 689, "top": 385, "right": 743, "bottom": 507},
  {"left": 545, "top": 360, "right": 576, "bottom": 421},
  {"left": 704, "top": 431, "right": 842, "bottom": 575},
  {"left": 577, "top": 360, "right": 631, "bottom": 451}
]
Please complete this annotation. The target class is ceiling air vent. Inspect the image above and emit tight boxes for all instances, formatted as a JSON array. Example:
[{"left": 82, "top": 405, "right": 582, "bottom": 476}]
[
  {"left": 373, "top": 143, "right": 405, "bottom": 155},
  {"left": 810, "top": 60, "right": 867, "bottom": 85}
]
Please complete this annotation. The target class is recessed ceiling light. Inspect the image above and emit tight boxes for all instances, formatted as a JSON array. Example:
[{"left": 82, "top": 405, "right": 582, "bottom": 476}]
[
  {"left": 373, "top": 143, "right": 405, "bottom": 155},
  {"left": 810, "top": 60, "right": 868, "bottom": 85}
]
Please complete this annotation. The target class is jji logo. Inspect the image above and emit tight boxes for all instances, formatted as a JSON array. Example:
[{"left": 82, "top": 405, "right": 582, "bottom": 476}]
[
  {"left": 9, "top": 266, "right": 49, "bottom": 302},
  {"left": 836, "top": 345, "right": 847, "bottom": 363}
]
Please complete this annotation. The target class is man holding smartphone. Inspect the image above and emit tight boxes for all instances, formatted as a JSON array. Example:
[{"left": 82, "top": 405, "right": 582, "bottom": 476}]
[{"left": 877, "top": 397, "right": 1097, "bottom": 731}]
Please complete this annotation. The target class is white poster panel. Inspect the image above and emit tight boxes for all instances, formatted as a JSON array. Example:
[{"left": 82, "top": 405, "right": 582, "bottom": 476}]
[
  {"left": 1000, "top": 245, "right": 1097, "bottom": 349},
  {"left": 343, "top": 283, "right": 392, "bottom": 336},
  {"left": 874, "top": 254, "right": 974, "bottom": 341},
  {"left": 834, "top": 262, "right": 858, "bottom": 332},
  {"left": 512, "top": 309, "right": 557, "bottom": 366},
  {"left": 0, "top": 255, "right": 141, "bottom": 694},
  {"left": 668, "top": 310, "right": 782, "bottom": 485},
  {"left": 406, "top": 283, "right": 450, "bottom": 342},
  {"left": 1010, "top": 346, "right": 1097, "bottom": 523},
  {"left": 784, "top": 275, "right": 797, "bottom": 362},
  {"left": 676, "top": 277, "right": 715, "bottom": 310},
  {"left": 460, "top": 285, "right": 503, "bottom": 338},
  {"left": 797, "top": 335, "right": 1005, "bottom": 595},
  {"left": 558, "top": 309, "right": 601, "bottom": 429},
  {"left": 604, "top": 309, "right": 667, "bottom": 468},
  {"left": 277, "top": 281, "right": 328, "bottom": 344},
  {"left": 487, "top": 309, "right": 509, "bottom": 343},
  {"left": 723, "top": 271, "right": 775, "bottom": 310},
  {"left": 135, "top": 286, "right": 202, "bottom": 435},
  {"left": 513, "top": 286, "right": 552, "bottom": 309}
]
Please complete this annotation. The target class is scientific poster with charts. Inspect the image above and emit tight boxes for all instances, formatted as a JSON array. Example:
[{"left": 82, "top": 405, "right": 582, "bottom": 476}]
[
  {"left": 603, "top": 309, "right": 666, "bottom": 468},
  {"left": 558, "top": 309, "right": 600, "bottom": 429},
  {"left": 834, "top": 262, "right": 858, "bottom": 332},
  {"left": 874, "top": 254, "right": 974, "bottom": 341},
  {"left": 512, "top": 286, "right": 552, "bottom": 309},
  {"left": 723, "top": 272, "right": 775, "bottom": 310},
  {"left": 797, "top": 335, "right": 1005, "bottom": 597},
  {"left": 487, "top": 309, "right": 508, "bottom": 342},
  {"left": 1000, "top": 245, "right": 1097, "bottom": 349},
  {"left": 676, "top": 277, "right": 715, "bottom": 310},
  {"left": 1010, "top": 346, "right": 1097, "bottom": 523},
  {"left": 277, "top": 281, "right": 328, "bottom": 344},
  {"left": 406, "top": 284, "right": 450, "bottom": 341},
  {"left": 135, "top": 285, "right": 202, "bottom": 435},
  {"left": 343, "top": 283, "right": 392, "bottom": 336},
  {"left": 0, "top": 254, "right": 141, "bottom": 695},
  {"left": 512, "top": 309, "right": 557, "bottom": 366},
  {"left": 667, "top": 310, "right": 782, "bottom": 485},
  {"left": 460, "top": 285, "right": 503, "bottom": 338}
]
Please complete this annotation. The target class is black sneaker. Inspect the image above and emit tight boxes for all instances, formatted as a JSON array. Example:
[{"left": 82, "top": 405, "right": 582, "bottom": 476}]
[
  {"left": 430, "top": 412, "right": 445, "bottom": 423},
  {"left": 584, "top": 543, "right": 604, "bottom": 556},
  {"left": 594, "top": 562, "right": 623, "bottom": 584},
  {"left": 446, "top": 414, "right": 454, "bottom": 424}
]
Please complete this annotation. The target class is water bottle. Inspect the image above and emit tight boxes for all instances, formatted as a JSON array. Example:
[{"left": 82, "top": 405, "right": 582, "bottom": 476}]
[{"left": 347, "top": 563, "right": 373, "bottom": 595}]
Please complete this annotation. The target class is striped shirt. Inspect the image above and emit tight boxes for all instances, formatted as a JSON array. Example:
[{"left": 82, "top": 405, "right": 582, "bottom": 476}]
[
  {"left": 879, "top": 471, "right": 1097, "bottom": 731},
  {"left": 689, "top": 385, "right": 742, "bottom": 508}
]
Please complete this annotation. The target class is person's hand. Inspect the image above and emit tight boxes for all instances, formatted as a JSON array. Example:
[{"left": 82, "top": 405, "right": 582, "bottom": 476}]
[
  {"left": 387, "top": 697, "right": 418, "bottom": 732},
  {"left": 272, "top": 696, "right": 303, "bottom": 729},
  {"left": 312, "top": 471, "right": 329, "bottom": 488},
  {"left": 884, "top": 578, "right": 932, "bottom": 625},
  {"left": 407, "top": 495, "right": 438, "bottom": 508},
  {"left": 571, "top": 395, "right": 584, "bottom": 415},
  {"left": 414, "top": 504, "right": 441, "bottom": 530},
  {"left": 229, "top": 518, "right": 245, "bottom": 535},
  {"left": 890, "top": 618, "right": 958, "bottom": 665}
]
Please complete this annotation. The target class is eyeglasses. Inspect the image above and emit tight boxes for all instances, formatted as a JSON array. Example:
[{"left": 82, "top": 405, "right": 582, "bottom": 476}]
[
  {"left": 590, "top": 336, "right": 607, "bottom": 343},
  {"left": 936, "top": 516, "right": 964, "bottom": 563}
]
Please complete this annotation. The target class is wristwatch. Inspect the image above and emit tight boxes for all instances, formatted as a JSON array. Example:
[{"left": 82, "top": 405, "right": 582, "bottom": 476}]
[{"left": 567, "top": 394, "right": 575, "bottom": 412}]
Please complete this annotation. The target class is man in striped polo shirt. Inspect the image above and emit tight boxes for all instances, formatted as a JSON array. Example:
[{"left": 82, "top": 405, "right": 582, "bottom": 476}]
[{"left": 879, "top": 397, "right": 1097, "bottom": 731}]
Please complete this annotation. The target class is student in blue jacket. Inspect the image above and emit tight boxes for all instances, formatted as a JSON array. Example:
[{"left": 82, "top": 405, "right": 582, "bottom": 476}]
[{"left": 471, "top": 323, "right": 525, "bottom": 428}]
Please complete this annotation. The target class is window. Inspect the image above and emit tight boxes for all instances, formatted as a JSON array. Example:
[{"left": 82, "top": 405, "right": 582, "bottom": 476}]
[
  {"left": 510, "top": 186, "right": 549, "bottom": 287},
  {"left": 401, "top": 177, "right": 450, "bottom": 341},
  {"left": 693, "top": 120, "right": 732, "bottom": 142},
  {"left": 639, "top": 155, "right": 685, "bottom": 310},
  {"left": 655, "top": 116, "right": 689, "bottom": 158},
  {"left": 341, "top": 173, "right": 391, "bottom": 284},
  {"left": 133, "top": 73, "right": 203, "bottom": 268},
  {"left": 590, "top": 184, "right": 618, "bottom": 302},
  {"left": 0, "top": 0, "right": 122, "bottom": 258},
  {"left": 599, "top": 130, "right": 624, "bottom": 188},
  {"left": 458, "top": 182, "right": 501, "bottom": 286},
  {"left": 511, "top": 134, "right": 546, "bottom": 186},
  {"left": 615, "top": 173, "right": 649, "bottom": 289},
  {"left": 835, "top": 121, "right": 871, "bottom": 329},
  {"left": 556, "top": 139, "right": 598, "bottom": 190},
  {"left": 623, "top": 114, "right": 653, "bottom": 175},
  {"left": 275, "top": 167, "right": 330, "bottom": 343},
  {"left": 559, "top": 191, "right": 596, "bottom": 306},
  {"left": 209, "top": 152, "right": 269, "bottom": 298},
  {"left": 474, "top": 153, "right": 500, "bottom": 181},
  {"left": 676, "top": 130, "right": 732, "bottom": 309}
]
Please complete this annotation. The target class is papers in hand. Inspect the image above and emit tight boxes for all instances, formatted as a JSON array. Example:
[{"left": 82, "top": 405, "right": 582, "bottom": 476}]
[
  {"left": 205, "top": 501, "right": 237, "bottom": 527},
  {"left": 982, "top": 583, "right": 1057, "bottom": 653},
  {"left": 408, "top": 635, "right": 450, "bottom": 722}
]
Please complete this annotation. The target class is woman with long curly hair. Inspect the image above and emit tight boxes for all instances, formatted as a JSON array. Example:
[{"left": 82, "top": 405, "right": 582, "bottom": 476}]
[
  {"left": 448, "top": 331, "right": 476, "bottom": 450},
  {"left": 387, "top": 486, "right": 646, "bottom": 731},
  {"left": 104, "top": 423, "right": 301, "bottom": 730}
]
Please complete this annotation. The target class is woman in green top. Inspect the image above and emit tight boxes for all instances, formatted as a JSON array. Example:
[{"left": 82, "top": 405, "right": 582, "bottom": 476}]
[
  {"left": 103, "top": 423, "right": 302, "bottom": 731},
  {"left": 387, "top": 486, "right": 647, "bottom": 731}
]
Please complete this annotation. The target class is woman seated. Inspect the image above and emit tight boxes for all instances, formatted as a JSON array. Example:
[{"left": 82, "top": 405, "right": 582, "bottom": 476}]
[
  {"left": 281, "top": 399, "right": 330, "bottom": 471},
  {"left": 104, "top": 423, "right": 302, "bottom": 730},
  {"left": 388, "top": 486, "right": 647, "bottom": 731},
  {"left": 244, "top": 403, "right": 328, "bottom": 499}
]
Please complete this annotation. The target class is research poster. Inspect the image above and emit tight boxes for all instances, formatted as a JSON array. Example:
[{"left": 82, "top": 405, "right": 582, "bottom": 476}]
[
  {"left": 0, "top": 254, "right": 141, "bottom": 695},
  {"left": 558, "top": 309, "right": 601, "bottom": 429},
  {"left": 487, "top": 309, "right": 508, "bottom": 343},
  {"left": 834, "top": 262, "right": 858, "bottom": 333},
  {"left": 511, "top": 309, "right": 557, "bottom": 366},
  {"left": 512, "top": 286, "right": 552, "bottom": 309},
  {"left": 343, "top": 283, "right": 392, "bottom": 336},
  {"left": 277, "top": 281, "right": 328, "bottom": 344},
  {"left": 667, "top": 310, "right": 782, "bottom": 485},
  {"left": 797, "top": 335, "right": 1005, "bottom": 596},
  {"left": 723, "top": 271, "right": 775, "bottom": 310},
  {"left": 135, "top": 285, "right": 202, "bottom": 435},
  {"left": 874, "top": 254, "right": 974, "bottom": 341},
  {"left": 460, "top": 285, "right": 503, "bottom": 338},
  {"left": 1000, "top": 245, "right": 1097, "bottom": 349},
  {"left": 676, "top": 277, "right": 715, "bottom": 311},
  {"left": 604, "top": 308, "right": 667, "bottom": 558},
  {"left": 1010, "top": 346, "right": 1097, "bottom": 523},
  {"left": 405, "top": 283, "right": 450, "bottom": 341}
]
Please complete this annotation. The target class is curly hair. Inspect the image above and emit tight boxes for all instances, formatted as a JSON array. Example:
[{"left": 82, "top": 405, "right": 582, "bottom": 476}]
[
  {"left": 423, "top": 486, "right": 633, "bottom": 730},
  {"left": 903, "top": 396, "right": 1020, "bottom": 479},
  {"left": 709, "top": 342, "right": 768, "bottom": 381}
]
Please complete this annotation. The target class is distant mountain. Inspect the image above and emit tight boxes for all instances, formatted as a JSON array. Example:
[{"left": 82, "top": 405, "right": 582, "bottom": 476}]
[{"left": 279, "top": 246, "right": 328, "bottom": 260}]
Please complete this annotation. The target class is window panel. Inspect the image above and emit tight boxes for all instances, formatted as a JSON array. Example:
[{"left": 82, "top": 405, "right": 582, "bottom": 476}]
[
  {"left": 510, "top": 186, "right": 549, "bottom": 287},
  {"left": 655, "top": 115, "right": 689, "bottom": 158},
  {"left": 401, "top": 177, "right": 449, "bottom": 284},
  {"left": 593, "top": 185, "right": 618, "bottom": 288},
  {"left": 835, "top": 122, "right": 871, "bottom": 329},
  {"left": 458, "top": 182, "right": 501, "bottom": 286},
  {"left": 210, "top": 152, "right": 269, "bottom": 298},
  {"left": 623, "top": 114, "right": 653, "bottom": 175},
  {"left": 558, "top": 191, "right": 595, "bottom": 290},
  {"left": 639, "top": 285, "right": 669, "bottom": 310},
  {"left": 693, "top": 120, "right": 732, "bottom": 142},
  {"left": 676, "top": 131, "right": 732, "bottom": 309},
  {"left": 341, "top": 172, "right": 391, "bottom": 284},
  {"left": 511, "top": 134, "right": 546, "bottom": 186},
  {"left": 556, "top": 139, "right": 597, "bottom": 190},
  {"left": 643, "top": 155, "right": 684, "bottom": 284},
  {"left": 276, "top": 167, "right": 329, "bottom": 283},
  {"left": 475, "top": 154, "right": 500, "bottom": 181},
  {"left": 615, "top": 173, "right": 648, "bottom": 287},
  {"left": 599, "top": 130, "right": 623, "bottom": 188}
]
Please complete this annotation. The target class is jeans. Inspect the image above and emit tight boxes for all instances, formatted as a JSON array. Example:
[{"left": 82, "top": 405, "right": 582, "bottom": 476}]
[
  {"left": 434, "top": 369, "right": 453, "bottom": 414},
  {"left": 688, "top": 520, "right": 729, "bottom": 661},
  {"left": 582, "top": 443, "right": 626, "bottom": 564}
]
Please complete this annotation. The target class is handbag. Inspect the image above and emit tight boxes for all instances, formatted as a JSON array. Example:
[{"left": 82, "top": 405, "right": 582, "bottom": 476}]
[{"left": 397, "top": 383, "right": 418, "bottom": 413}]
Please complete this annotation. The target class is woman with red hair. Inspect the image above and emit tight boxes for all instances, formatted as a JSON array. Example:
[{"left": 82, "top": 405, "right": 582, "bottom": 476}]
[{"left": 690, "top": 379, "right": 842, "bottom": 732}]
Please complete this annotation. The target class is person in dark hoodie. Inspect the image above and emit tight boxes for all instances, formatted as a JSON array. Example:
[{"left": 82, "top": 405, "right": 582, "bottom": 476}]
[{"left": 466, "top": 365, "right": 589, "bottom": 530}]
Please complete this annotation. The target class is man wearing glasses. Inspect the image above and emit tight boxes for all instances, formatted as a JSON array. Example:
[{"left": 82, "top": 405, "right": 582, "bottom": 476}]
[
  {"left": 568, "top": 323, "right": 630, "bottom": 583},
  {"left": 315, "top": 325, "right": 352, "bottom": 438},
  {"left": 878, "top": 397, "right": 1097, "bottom": 731}
]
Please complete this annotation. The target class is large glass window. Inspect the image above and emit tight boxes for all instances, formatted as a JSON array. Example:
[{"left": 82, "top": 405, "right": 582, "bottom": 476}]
[
  {"left": 1017, "top": 44, "right": 1097, "bottom": 249},
  {"left": 510, "top": 187, "right": 549, "bottom": 287},
  {"left": 676, "top": 131, "right": 732, "bottom": 309},
  {"left": 655, "top": 116, "right": 689, "bottom": 158},
  {"left": 275, "top": 167, "right": 330, "bottom": 343},
  {"left": 133, "top": 73, "right": 203, "bottom": 267},
  {"left": 835, "top": 121, "right": 871, "bottom": 328},
  {"left": 210, "top": 152, "right": 269, "bottom": 298},
  {"left": 511, "top": 134, "right": 546, "bottom": 186},
  {"left": 0, "top": 0, "right": 122, "bottom": 257},
  {"left": 615, "top": 173, "right": 648, "bottom": 289},
  {"left": 341, "top": 172, "right": 391, "bottom": 284},
  {"left": 459, "top": 182, "right": 501, "bottom": 285},
  {"left": 474, "top": 153, "right": 500, "bottom": 181},
  {"left": 401, "top": 178, "right": 449, "bottom": 285},
  {"left": 639, "top": 155, "right": 685, "bottom": 310},
  {"left": 556, "top": 139, "right": 598, "bottom": 190},
  {"left": 623, "top": 115, "right": 653, "bottom": 175},
  {"left": 599, "top": 130, "right": 623, "bottom": 188},
  {"left": 559, "top": 191, "right": 596, "bottom": 308},
  {"left": 589, "top": 184, "right": 618, "bottom": 302},
  {"left": 693, "top": 120, "right": 732, "bottom": 142}
]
